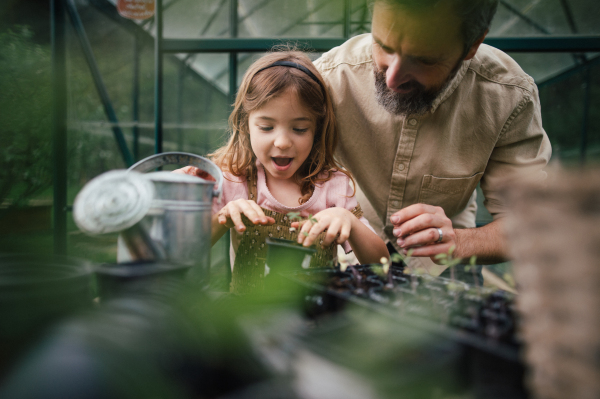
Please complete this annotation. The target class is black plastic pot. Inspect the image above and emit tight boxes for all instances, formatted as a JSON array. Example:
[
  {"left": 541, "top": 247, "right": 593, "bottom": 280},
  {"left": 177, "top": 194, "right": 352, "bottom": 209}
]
[
  {"left": 265, "top": 238, "right": 316, "bottom": 273},
  {"left": 95, "top": 261, "right": 191, "bottom": 300},
  {"left": 0, "top": 254, "right": 94, "bottom": 379}
]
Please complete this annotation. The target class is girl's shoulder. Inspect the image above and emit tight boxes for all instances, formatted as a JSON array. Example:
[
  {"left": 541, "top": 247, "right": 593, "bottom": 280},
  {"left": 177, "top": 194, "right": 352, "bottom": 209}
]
[
  {"left": 317, "top": 168, "right": 352, "bottom": 185},
  {"left": 222, "top": 170, "right": 248, "bottom": 184},
  {"left": 317, "top": 168, "right": 354, "bottom": 198}
]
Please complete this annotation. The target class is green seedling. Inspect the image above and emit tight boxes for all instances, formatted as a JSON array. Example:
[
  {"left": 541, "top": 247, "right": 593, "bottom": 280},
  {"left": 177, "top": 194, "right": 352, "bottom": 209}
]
[
  {"left": 390, "top": 249, "right": 413, "bottom": 266},
  {"left": 287, "top": 212, "right": 318, "bottom": 237},
  {"left": 434, "top": 245, "right": 461, "bottom": 281},
  {"left": 463, "top": 255, "right": 480, "bottom": 293},
  {"left": 338, "top": 253, "right": 353, "bottom": 272}
]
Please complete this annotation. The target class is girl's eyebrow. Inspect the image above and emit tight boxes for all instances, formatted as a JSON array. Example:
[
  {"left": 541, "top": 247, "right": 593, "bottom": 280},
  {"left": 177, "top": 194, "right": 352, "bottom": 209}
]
[{"left": 256, "top": 116, "right": 312, "bottom": 122}]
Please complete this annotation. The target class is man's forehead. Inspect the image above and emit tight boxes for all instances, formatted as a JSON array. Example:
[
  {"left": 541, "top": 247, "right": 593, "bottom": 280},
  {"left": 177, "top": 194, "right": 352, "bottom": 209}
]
[{"left": 371, "top": 1, "right": 463, "bottom": 56}]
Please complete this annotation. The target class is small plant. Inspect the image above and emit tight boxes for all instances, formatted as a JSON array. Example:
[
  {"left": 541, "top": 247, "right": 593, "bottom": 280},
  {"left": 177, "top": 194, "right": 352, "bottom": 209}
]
[
  {"left": 338, "top": 253, "right": 353, "bottom": 272},
  {"left": 287, "top": 212, "right": 318, "bottom": 237},
  {"left": 463, "top": 255, "right": 480, "bottom": 293},
  {"left": 390, "top": 249, "right": 413, "bottom": 266},
  {"left": 434, "top": 246, "right": 467, "bottom": 295},
  {"left": 434, "top": 246, "right": 461, "bottom": 281}
]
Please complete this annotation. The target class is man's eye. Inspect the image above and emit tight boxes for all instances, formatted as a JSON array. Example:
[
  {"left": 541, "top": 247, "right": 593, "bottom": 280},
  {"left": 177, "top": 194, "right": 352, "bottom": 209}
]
[
  {"left": 377, "top": 42, "right": 393, "bottom": 54},
  {"left": 419, "top": 59, "right": 437, "bottom": 66}
]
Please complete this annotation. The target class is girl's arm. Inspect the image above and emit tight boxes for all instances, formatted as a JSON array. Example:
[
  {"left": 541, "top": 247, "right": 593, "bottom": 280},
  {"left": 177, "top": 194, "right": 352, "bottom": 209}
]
[
  {"left": 211, "top": 213, "right": 230, "bottom": 246},
  {"left": 294, "top": 208, "right": 389, "bottom": 264},
  {"left": 345, "top": 212, "right": 389, "bottom": 264}
]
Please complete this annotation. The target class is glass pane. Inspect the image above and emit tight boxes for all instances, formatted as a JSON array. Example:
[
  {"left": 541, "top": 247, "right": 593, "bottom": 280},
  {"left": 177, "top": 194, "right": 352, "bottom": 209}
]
[
  {"left": 489, "top": 0, "right": 600, "bottom": 37},
  {"left": 162, "top": 53, "right": 230, "bottom": 156},
  {"left": 162, "top": 0, "right": 373, "bottom": 39}
]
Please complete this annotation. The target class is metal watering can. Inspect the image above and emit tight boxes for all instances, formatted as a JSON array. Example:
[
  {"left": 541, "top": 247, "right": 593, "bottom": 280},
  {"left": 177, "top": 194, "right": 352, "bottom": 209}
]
[{"left": 73, "top": 152, "right": 223, "bottom": 287}]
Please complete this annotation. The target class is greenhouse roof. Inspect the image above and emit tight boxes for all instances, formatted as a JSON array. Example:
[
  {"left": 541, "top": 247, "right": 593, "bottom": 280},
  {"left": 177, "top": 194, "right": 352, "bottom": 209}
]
[{"left": 95, "top": 0, "right": 600, "bottom": 93}]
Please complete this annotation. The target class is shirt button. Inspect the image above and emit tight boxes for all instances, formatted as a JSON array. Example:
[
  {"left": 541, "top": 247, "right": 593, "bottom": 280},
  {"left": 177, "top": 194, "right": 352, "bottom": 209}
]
[
  {"left": 398, "top": 163, "right": 405, "bottom": 171},
  {"left": 408, "top": 118, "right": 418, "bottom": 126},
  {"left": 392, "top": 200, "right": 400, "bottom": 208}
]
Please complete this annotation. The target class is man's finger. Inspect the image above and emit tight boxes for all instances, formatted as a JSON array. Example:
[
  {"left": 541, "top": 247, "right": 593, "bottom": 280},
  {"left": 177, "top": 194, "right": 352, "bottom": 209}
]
[
  {"left": 402, "top": 243, "right": 453, "bottom": 258},
  {"left": 397, "top": 213, "right": 441, "bottom": 237},
  {"left": 397, "top": 227, "right": 444, "bottom": 248},
  {"left": 391, "top": 203, "right": 441, "bottom": 225}
]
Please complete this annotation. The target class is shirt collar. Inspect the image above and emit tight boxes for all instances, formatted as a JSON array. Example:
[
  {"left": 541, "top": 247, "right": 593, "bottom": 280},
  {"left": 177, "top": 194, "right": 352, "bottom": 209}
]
[{"left": 428, "top": 59, "right": 471, "bottom": 115}]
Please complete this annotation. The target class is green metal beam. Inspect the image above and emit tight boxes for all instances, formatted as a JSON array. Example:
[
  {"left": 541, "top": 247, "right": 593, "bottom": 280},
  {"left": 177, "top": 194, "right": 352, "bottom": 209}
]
[
  {"left": 51, "top": 0, "right": 68, "bottom": 256},
  {"left": 538, "top": 54, "right": 600, "bottom": 88},
  {"left": 162, "top": 36, "right": 600, "bottom": 54},
  {"left": 485, "top": 36, "right": 600, "bottom": 52},
  {"left": 163, "top": 38, "right": 346, "bottom": 53}
]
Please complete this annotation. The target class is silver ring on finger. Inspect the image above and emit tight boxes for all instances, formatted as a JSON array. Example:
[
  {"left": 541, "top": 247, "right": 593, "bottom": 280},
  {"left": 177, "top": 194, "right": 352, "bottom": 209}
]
[{"left": 435, "top": 228, "right": 443, "bottom": 243}]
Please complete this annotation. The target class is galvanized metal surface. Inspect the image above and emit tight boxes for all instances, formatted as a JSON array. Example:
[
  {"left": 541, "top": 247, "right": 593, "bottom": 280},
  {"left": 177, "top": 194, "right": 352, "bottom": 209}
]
[{"left": 73, "top": 170, "right": 155, "bottom": 235}]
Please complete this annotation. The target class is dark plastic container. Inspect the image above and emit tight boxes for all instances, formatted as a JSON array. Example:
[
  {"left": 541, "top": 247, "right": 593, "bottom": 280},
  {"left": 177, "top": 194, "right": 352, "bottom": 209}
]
[
  {"left": 265, "top": 238, "right": 316, "bottom": 273},
  {"left": 0, "top": 254, "right": 94, "bottom": 379},
  {"left": 95, "top": 261, "right": 191, "bottom": 300}
]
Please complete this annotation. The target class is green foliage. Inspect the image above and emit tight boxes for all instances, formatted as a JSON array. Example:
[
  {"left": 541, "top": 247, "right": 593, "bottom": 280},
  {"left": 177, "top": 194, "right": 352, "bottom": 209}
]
[
  {"left": 0, "top": 26, "right": 52, "bottom": 206},
  {"left": 391, "top": 249, "right": 413, "bottom": 265}
]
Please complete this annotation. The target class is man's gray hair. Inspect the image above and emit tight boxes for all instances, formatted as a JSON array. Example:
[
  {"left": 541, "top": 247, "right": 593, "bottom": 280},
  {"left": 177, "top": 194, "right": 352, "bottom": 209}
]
[{"left": 372, "top": 0, "right": 499, "bottom": 54}]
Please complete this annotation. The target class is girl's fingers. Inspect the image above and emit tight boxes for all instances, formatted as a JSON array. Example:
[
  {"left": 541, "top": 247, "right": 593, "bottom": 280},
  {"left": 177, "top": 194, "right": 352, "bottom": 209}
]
[
  {"left": 336, "top": 223, "right": 351, "bottom": 245},
  {"left": 322, "top": 219, "right": 342, "bottom": 247},
  {"left": 227, "top": 206, "right": 245, "bottom": 232},
  {"left": 248, "top": 201, "right": 273, "bottom": 225},
  {"left": 304, "top": 216, "right": 330, "bottom": 247},
  {"left": 297, "top": 218, "right": 315, "bottom": 245}
]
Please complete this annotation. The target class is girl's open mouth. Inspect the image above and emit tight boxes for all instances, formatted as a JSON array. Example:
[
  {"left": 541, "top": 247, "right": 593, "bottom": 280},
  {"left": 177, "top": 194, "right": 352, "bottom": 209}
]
[{"left": 272, "top": 157, "right": 293, "bottom": 171}]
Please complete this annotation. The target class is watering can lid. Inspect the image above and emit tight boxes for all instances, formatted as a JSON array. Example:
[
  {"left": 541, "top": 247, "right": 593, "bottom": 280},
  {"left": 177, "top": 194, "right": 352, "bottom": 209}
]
[
  {"left": 73, "top": 170, "right": 154, "bottom": 235},
  {"left": 145, "top": 171, "right": 215, "bottom": 184}
]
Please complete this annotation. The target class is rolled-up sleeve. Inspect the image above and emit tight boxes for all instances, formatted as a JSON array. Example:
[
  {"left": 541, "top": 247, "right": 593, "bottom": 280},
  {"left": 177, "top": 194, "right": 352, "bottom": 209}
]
[{"left": 481, "top": 85, "right": 552, "bottom": 219}]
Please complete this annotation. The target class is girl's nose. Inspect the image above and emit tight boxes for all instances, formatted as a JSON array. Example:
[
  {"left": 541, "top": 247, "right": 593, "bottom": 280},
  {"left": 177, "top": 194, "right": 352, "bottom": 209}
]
[{"left": 273, "top": 131, "right": 292, "bottom": 149}]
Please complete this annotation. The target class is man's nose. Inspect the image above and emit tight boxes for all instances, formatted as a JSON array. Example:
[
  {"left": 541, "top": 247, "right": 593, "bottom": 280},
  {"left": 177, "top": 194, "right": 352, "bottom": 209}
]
[{"left": 385, "top": 55, "right": 410, "bottom": 90}]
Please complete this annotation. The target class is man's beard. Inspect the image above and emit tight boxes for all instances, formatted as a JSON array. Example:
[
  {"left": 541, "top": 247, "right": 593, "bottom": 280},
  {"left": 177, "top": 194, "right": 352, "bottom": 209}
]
[{"left": 373, "top": 61, "right": 463, "bottom": 116}]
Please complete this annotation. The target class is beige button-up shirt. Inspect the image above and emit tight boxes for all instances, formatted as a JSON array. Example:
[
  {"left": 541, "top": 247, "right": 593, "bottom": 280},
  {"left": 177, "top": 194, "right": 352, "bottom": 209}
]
[{"left": 315, "top": 34, "right": 551, "bottom": 249}]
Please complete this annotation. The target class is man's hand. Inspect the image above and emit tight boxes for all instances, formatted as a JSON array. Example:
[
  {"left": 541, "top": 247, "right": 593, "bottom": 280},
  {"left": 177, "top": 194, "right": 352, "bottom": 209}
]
[
  {"left": 391, "top": 204, "right": 509, "bottom": 264},
  {"left": 391, "top": 204, "right": 456, "bottom": 263}
]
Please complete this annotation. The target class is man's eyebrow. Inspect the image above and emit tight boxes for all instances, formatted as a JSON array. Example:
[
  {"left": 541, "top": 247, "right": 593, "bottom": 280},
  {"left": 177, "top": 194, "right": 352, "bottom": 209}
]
[{"left": 372, "top": 36, "right": 390, "bottom": 50}]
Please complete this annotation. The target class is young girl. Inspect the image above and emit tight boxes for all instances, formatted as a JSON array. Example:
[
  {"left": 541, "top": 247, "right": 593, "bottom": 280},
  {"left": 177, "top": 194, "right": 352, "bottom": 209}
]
[{"left": 178, "top": 51, "right": 388, "bottom": 293}]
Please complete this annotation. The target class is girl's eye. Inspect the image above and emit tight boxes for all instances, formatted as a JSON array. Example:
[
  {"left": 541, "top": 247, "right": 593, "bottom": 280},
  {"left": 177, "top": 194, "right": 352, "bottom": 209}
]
[
  {"left": 293, "top": 128, "right": 309, "bottom": 133},
  {"left": 259, "top": 126, "right": 273, "bottom": 132}
]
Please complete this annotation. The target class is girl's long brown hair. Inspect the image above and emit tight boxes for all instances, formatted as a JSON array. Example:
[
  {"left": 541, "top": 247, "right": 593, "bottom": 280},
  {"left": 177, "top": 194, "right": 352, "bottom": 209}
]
[{"left": 210, "top": 50, "right": 354, "bottom": 204}]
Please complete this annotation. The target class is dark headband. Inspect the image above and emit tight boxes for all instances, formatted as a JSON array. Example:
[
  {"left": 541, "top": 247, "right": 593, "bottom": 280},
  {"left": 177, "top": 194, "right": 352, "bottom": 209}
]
[{"left": 255, "top": 61, "right": 326, "bottom": 95}]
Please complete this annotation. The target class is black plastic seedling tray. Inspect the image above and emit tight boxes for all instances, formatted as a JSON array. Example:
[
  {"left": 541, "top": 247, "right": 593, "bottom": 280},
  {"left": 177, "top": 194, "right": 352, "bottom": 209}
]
[{"left": 280, "top": 265, "right": 527, "bottom": 399}]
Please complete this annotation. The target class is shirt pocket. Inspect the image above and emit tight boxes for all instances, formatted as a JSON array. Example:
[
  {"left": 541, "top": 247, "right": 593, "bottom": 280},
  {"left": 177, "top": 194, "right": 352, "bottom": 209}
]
[{"left": 417, "top": 172, "right": 484, "bottom": 218}]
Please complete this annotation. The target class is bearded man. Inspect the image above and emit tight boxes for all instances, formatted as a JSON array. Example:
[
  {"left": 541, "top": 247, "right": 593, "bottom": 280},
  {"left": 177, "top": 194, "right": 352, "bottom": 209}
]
[{"left": 314, "top": 0, "right": 551, "bottom": 271}]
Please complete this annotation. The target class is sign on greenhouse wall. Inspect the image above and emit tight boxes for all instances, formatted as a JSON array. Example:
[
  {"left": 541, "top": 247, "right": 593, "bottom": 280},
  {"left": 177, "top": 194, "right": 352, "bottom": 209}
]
[{"left": 117, "top": 0, "right": 155, "bottom": 20}]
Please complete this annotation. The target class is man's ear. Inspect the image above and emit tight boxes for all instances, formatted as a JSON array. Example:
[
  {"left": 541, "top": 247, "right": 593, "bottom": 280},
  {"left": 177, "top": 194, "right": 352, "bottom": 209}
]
[{"left": 464, "top": 30, "right": 488, "bottom": 60}]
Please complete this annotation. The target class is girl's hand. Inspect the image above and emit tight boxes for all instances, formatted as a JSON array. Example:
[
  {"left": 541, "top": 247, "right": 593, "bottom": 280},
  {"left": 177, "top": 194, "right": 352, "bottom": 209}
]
[
  {"left": 216, "top": 199, "right": 275, "bottom": 233},
  {"left": 293, "top": 207, "right": 354, "bottom": 248},
  {"left": 172, "top": 166, "right": 215, "bottom": 181}
]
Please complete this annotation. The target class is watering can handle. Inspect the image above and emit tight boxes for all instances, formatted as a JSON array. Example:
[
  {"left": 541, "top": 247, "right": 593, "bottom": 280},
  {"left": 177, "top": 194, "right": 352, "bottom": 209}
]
[{"left": 128, "top": 152, "right": 223, "bottom": 199}]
